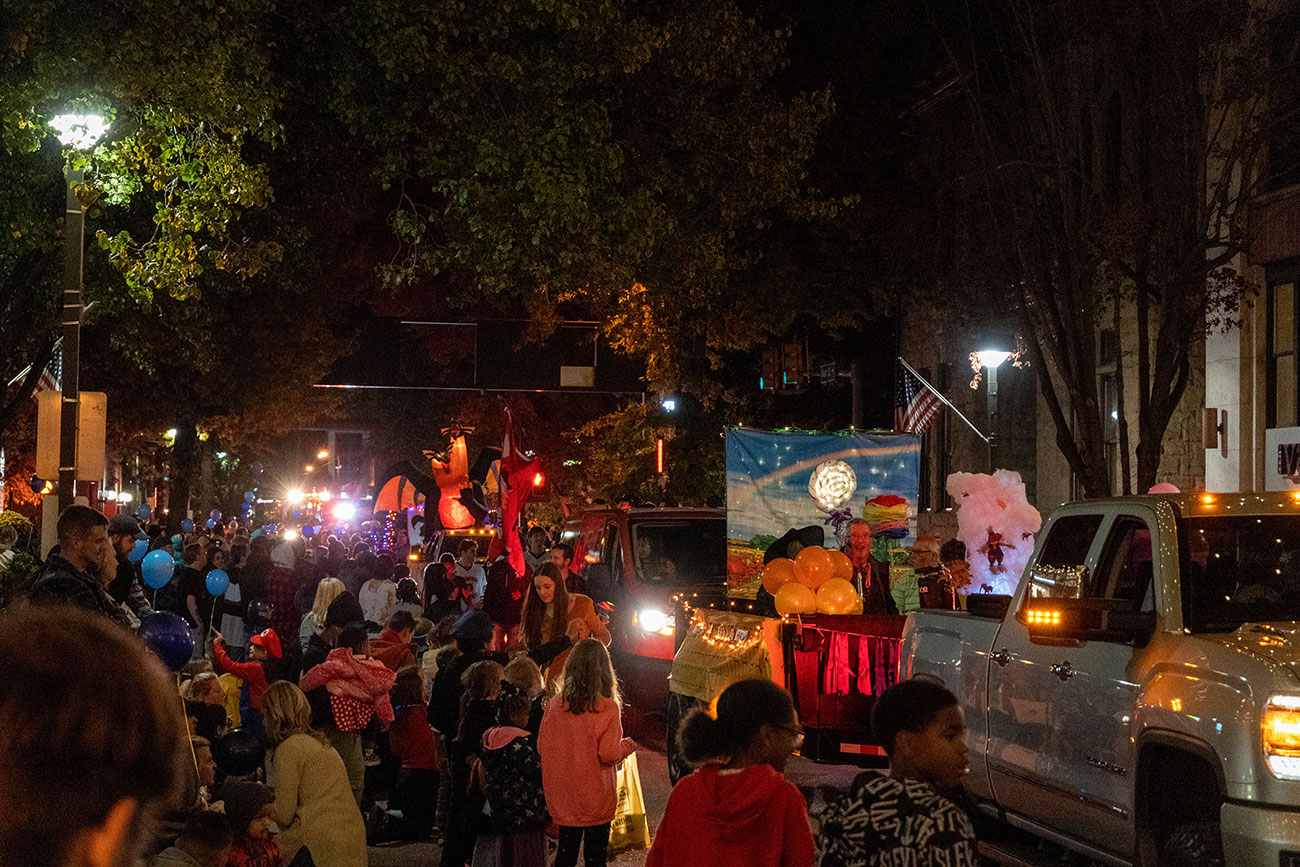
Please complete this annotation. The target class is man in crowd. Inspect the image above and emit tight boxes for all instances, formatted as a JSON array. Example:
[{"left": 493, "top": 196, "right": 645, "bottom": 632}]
[
  {"left": 452, "top": 539, "right": 486, "bottom": 611},
  {"left": 106, "top": 513, "right": 153, "bottom": 619},
  {"left": 175, "top": 542, "right": 211, "bottom": 639},
  {"left": 0, "top": 605, "right": 183, "bottom": 866},
  {"left": 549, "top": 541, "right": 584, "bottom": 594},
  {"left": 523, "top": 525, "right": 550, "bottom": 575},
  {"left": 29, "top": 505, "right": 128, "bottom": 625}
]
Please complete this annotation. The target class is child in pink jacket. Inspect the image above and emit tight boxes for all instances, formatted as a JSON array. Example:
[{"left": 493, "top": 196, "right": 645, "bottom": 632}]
[
  {"left": 537, "top": 639, "right": 636, "bottom": 867},
  {"left": 298, "top": 623, "right": 396, "bottom": 801}
]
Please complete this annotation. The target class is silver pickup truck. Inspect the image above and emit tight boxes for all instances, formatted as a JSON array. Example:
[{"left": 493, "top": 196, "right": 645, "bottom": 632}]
[{"left": 903, "top": 493, "right": 1300, "bottom": 867}]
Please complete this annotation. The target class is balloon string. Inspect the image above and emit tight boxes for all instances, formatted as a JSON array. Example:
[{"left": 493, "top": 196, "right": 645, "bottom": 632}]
[{"left": 178, "top": 672, "right": 201, "bottom": 788}]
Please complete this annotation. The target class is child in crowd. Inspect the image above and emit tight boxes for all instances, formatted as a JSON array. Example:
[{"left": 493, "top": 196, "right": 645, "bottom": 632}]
[
  {"left": 299, "top": 622, "right": 396, "bottom": 803},
  {"left": 646, "top": 679, "right": 814, "bottom": 867},
  {"left": 817, "top": 678, "right": 976, "bottom": 867},
  {"left": 479, "top": 686, "right": 549, "bottom": 867},
  {"left": 538, "top": 639, "right": 637, "bottom": 867},
  {"left": 440, "top": 659, "right": 506, "bottom": 867},
  {"left": 223, "top": 781, "right": 283, "bottom": 867},
  {"left": 213, "top": 627, "right": 284, "bottom": 739},
  {"left": 503, "top": 654, "right": 546, "bottom": 734},
  {"left": 369, "top": 665, "right": 439, "bottom": 843},
  {"left": 148, "top": 809, "right": 233, "bottom": 867}
]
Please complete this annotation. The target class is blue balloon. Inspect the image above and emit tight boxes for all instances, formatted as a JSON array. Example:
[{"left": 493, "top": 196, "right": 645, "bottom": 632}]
[
  {"left": 138, "top": 503, "right": 152, "bottom": 520},
  {"left": 142, "top": 550, "right": 173, "bottom": 589},
  {"left": 292, "top": 510, "right": 302, "bottom": 519},
  {"left": 181, "top": 518, "right": 195, "bottom": 533},
  {"left": 28, "top": 475, "right": 44, "bottom": 494},
  {"left": 206, "top": 518, "right": 217, "bottom": 529},
  {"left": 244, "top": 491, "right": 255, "bottom": 504},
  {"left": 210, "top": 508, "right": 221, "bottom": 520},
  {"left": 128, "top": 539, "right": 148, "bottom": 563},
  {"left": 302, "top": 525, "right": 316, "bottom": 537},
  {"left": 206, "top": 568, "right": 230, "bottom": 596},
  {"left": 241, "top": 503, "right": 252, "bottom": 514},
  {"left": 138, "top": 612, "right": 194, "bottom": 671}
]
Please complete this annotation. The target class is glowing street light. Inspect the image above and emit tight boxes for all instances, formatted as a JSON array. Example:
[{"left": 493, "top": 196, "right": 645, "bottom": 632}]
[
  {"left": 304, "top": 464, "right": 314, "bottom": 473},
  {"left": 286, "top": 489, "right": 304, "bottom": 505},
  {"left": 316, "top": 449, "right": 329, "bottom": 460},
  {"left": 52, "top": 110, "right": 110, "bottom": 509},
  {"left": 974, "top": 346, "right": 1012, "bottom": 471}
]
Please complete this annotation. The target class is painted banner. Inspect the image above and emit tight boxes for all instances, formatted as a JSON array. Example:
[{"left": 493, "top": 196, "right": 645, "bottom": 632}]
[{"left": 725, "top": 429, "right": 921, "bottom": 585}]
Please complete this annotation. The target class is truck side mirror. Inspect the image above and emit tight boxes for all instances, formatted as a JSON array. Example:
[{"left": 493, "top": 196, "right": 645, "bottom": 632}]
[{"left": 1020, "top": 599, "right": 1156, "bottom": 647}]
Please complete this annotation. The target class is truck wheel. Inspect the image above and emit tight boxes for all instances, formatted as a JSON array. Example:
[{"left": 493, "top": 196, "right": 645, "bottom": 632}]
[{"left": 1160, "top": 822, "right": 1223, "bottom": 867}]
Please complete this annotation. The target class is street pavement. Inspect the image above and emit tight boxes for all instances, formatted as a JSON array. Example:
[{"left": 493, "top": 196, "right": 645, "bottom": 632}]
[{"left": 366, "top": 748, "right": 864, "bottom": 866}]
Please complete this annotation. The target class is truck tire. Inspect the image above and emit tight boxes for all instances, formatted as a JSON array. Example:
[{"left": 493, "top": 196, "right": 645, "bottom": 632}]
[{"left": 1160, "top": 821, "right": 1223, "bottom": 867}]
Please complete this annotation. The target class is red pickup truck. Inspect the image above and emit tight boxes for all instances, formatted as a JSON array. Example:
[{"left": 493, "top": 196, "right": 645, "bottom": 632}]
[{"left": 562, "top": 506, "right": 728, "bottom": 712}]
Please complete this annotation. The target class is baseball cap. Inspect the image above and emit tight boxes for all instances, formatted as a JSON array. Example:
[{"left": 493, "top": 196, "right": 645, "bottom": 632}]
[
  {"left": 249, "top": 628, "right": 282, "bottom": 659},
  {"left": 107, "top": 514, "right": 141, "bottom": 538}
]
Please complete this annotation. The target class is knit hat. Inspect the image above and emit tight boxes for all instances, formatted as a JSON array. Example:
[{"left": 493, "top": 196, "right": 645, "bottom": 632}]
[
  {"left": 222, "top": 781, "right": 273, "bottom": 838},
  {"left": 324, "top": 591, "right": 365, "bottom": 630},
  {"left": 451, "top": 609, "right": 493, "bottom": 645},
  {"left": 107, "top": 514, "right": 141, "bottom": 538}
]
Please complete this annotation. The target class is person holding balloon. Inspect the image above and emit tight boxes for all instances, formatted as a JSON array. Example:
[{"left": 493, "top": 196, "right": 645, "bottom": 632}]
[
  {"left": 213, "top": 626, "right": 286, "bottom": 740},
  {"left": 759, "top": 528, "right": 893, "bottom": 618},
  {"left": 105, "top": 514, "right": 154, "bottom": 620}
]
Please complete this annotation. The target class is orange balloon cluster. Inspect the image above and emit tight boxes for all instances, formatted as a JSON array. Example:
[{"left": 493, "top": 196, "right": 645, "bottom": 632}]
[{"left": 763, "top": 545, "right": 865, "bottom": 616}]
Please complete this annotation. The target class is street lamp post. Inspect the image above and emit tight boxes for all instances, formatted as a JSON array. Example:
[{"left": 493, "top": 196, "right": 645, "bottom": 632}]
[
  {"left": 974, "top": 349, "right": 1011, "bottom": 472},
  {"left": 49, "top": 113, "right": 109, "bottom": 511}
]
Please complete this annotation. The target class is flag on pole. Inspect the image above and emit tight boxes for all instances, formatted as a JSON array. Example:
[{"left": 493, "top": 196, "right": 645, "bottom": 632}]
[
  {"left": 32, "top": 354, "right": 61, "bottom": 401},
  {"left": 895, "top": 359, "right": 944, "bottom": 434}
]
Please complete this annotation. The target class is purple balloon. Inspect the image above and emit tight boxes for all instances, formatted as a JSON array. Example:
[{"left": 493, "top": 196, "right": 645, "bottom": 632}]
[{"left": 137, "top": 612, "right": 194, "bottom": 671}]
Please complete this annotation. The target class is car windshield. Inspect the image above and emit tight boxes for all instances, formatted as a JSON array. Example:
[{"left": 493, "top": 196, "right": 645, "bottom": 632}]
[
  {"left": 1183, "top": 514, "right": 1300, "bottom": 631},
  {"left": 630, "top": 519, "right": 727, "bottom": 586}
]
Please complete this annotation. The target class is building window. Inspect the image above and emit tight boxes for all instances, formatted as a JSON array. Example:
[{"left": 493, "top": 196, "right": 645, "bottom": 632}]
[
  {"left": 1268, "top": 262, "right": 1300, "bottom": 428},
  {"left": 1268, "top": 9, "right": 1300, "bottom": 192}
]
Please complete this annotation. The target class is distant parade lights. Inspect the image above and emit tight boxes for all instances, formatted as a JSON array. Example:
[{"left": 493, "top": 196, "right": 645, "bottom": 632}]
[{"left": 286, "top": 489, "right": 305, "bottom": 504}]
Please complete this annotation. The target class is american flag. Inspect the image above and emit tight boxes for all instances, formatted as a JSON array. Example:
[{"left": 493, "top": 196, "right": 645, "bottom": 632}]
[
  {"left": 895, "top": 360, "right": 944, "bottom": 434},
  {"left": 31, "top": 354, "right": 61, "bottom": 401}
]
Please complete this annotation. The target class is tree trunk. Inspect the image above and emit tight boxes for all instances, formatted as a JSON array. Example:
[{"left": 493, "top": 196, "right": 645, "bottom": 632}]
[{"left": 167, "top": 414, "right": 200, "bottom": 534}]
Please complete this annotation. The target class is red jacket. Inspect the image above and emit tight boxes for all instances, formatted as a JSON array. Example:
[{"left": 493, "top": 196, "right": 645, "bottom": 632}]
[
  {"left": 212, "top": 639, "right": 271, "bottom": 709},
  {"left": 389, "top": 708, "right": 438, "bottom": 770},
  {"left": 646, "top": 764, "right": 814, "bottom": 867},
  {"left": 370, "top": 627, "right": 416, "bottom": 672}
]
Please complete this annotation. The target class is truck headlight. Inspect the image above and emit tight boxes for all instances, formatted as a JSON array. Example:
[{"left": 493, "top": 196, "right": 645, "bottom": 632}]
[
  {"left": 635, "top": 608, "right": 674, "bottom": 637},
  {"left": 1263, "top": 695, "right": 1300, "bottom": 779}
]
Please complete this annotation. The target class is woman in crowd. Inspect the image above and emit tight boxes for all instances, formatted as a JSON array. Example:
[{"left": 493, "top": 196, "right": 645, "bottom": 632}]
[
  {"left": 518, "top": 563, "right": 609, "bottom": 687},
  {"left": 300, "top": 577, "right": 346, "bottom": 652},
  {"left": 538, "top": 639, "right": 636, "bottom": 867},
  {"left": 646, "top": 678, "right": 815, "bottom": 867},
  {"left": 262, "top": 681, "right": 367, "bottom": 867}
]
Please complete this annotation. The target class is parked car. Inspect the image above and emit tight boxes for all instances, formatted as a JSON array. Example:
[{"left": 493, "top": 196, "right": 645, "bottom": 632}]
[{"left": 904, "top": 492, "right": 1300, "bottom": 866}]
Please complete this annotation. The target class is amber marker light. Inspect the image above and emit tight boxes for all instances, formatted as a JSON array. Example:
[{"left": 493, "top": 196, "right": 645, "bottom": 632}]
[
  {"left": 1264, "top": 696, "right": 1300, "bottom": 779},
  {"left": 1025, "top": 609, "right": 1062, "bottom": 626},
  {"left": 1200, "top": 493, "right": 1216, "bottom": 506}
]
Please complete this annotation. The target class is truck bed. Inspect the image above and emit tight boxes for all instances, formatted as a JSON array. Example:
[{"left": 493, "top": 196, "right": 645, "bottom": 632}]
[{"left": 901, "top": 602, "right": 1006, "bottom": 802}]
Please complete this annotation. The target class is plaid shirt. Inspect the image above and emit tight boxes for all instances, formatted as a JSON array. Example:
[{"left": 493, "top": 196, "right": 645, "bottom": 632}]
[
  {"left": 30, "top": 555, "right": 129, "bottom": 627},
  {"left": 266, "top": 567, "right": 301, "bottom": 640}
]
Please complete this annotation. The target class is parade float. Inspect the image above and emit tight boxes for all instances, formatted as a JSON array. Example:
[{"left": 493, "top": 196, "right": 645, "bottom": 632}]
[
  {"left": 667, "top": 428, "right": 924, "bottom": 775},
  {"left": 667, "top": 429, "right": 1043, "bottom": 776}
]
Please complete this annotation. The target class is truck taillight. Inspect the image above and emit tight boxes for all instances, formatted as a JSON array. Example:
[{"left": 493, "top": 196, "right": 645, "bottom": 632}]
[{"left": 1264, "top": 696, "right": 1300, "bottom": 779}]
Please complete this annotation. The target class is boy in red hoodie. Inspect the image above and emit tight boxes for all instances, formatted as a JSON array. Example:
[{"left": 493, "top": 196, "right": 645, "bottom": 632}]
[{"left": 646, "top": 679, "right": 814, "bottom": 867}]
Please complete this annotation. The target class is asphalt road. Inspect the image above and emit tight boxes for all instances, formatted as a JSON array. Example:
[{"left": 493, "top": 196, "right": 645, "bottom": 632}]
[{"left": 366, "top": 747, "right": 863, "bottom": 866}]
